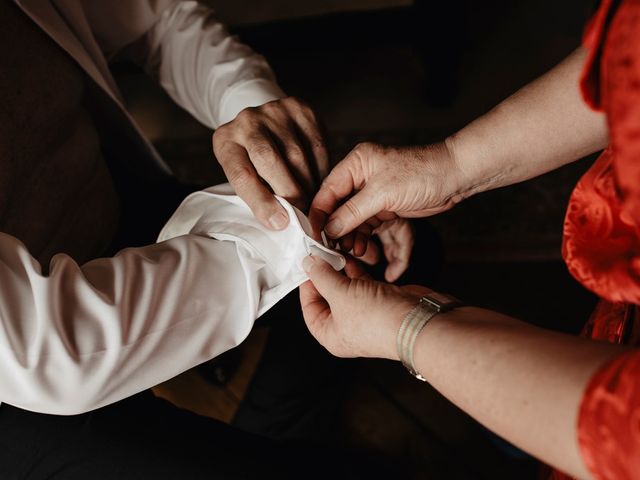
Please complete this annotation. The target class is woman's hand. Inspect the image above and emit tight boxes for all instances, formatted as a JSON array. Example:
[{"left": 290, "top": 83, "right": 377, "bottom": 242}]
[
  {"left": 308, "top": 142, "right": 464, "bottom": 275},
  {"left": 300, "top": 256, "right": 618, "bottom": 480},
  {"left": 309, "top": 141, "right": 465, "bottom": 237},
  {"left": 299, "top": 255, "right": 430, "bottom": 359},
  {"left": 342, "top": 217, "right": 415, "bottom": 283}
]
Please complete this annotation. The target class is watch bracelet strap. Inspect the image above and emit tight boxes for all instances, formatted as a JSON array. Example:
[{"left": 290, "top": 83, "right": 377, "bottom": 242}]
[{"left": 396, "top": 299, "right": 438, "bottom": 381}]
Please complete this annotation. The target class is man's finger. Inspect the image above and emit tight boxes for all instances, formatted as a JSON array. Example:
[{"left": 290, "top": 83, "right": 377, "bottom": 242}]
[
  {"left": 302, "top": 255, "right": 349, "bottom": 301},
  {"left": 268, "top": 122, "right": 316, "bottom": 195},
  {"left": 293, "top": 110, "right": 330, "bottom": 180},
  {"left": 244, "top": 131, "right": 307, "bottom": 210},
  {"left": 217, "top": 142, "right": 290, "bottom": 230}
]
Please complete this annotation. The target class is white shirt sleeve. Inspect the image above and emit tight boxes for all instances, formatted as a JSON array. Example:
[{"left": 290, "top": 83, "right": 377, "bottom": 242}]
[
  {"left": 0, "top": 187, "right": 343, "bottom": 416},
  {"left": 0, "top": 232, "right": 254, "bottom": 415},
  {"left": 145, "top": 1, "right": 286, "bottom": 128}
]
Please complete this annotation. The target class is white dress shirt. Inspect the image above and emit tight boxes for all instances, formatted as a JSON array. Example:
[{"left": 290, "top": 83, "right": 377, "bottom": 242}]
[
  {"left": 0, "top": 1, "right": 295, "bottom": 414},
  {"left": 15, "top": 0, "right": 286, "bottom": 170}
]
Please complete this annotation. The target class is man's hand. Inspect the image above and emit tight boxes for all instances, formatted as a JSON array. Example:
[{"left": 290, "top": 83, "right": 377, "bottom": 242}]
[
  {"left": 213, "top": 97, "right": 329, "bottom": 230},
  {"left": 299, "top": 255, "right": 430, "bottom": 359}
]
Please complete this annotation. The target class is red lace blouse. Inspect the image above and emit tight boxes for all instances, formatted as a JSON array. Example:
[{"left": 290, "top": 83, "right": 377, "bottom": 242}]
[{"left": 558, "top": 0, "right": 640, "bottom": 478}]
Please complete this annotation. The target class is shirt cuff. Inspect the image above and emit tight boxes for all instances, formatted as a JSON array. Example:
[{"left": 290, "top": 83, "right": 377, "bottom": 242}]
[{"left": 217, "top": 78, "right": 286, "bottom": 127}]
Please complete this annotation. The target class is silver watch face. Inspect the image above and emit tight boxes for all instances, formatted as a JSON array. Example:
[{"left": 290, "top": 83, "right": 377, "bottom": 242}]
[{"left": 421, "top": 292, "right": 462, "bottom": 311}]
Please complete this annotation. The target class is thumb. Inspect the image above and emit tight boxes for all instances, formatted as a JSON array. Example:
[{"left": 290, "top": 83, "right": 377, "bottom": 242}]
[
  {"left": 324, "top": 185, "right": 385, "bottom": 239},
  {"left": 302, "top": 255, "right": 349, "bottom": 302},
  {"left": 247, "top": 187, "right": 290, "bottom": 231}
]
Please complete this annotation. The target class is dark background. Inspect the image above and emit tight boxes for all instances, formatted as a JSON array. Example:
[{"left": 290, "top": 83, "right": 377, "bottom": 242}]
[{"left": 118, "top": 0, "right": 598, "bottom": 330}]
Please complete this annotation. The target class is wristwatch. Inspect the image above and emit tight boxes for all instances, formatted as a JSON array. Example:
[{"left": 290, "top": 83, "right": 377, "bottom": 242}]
[{"left": 396, "top": 292, "right": 463, "bottom": 381}]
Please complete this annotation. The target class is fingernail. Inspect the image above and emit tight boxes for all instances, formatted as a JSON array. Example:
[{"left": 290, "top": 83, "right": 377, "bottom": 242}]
[
  {"left": 325, "top": 219, "right": 343, "bottom": 237},
  {"left": 303, "top": 255, "right": 316, "bottom": 273},
  {"left": 269, "top": 211, "right": 288, "bottom": 230}
]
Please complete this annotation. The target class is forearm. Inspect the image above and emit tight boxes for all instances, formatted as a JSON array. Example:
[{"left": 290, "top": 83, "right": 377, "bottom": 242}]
[
  {"left": 446, "top": 47, "right": 608, "bottom": 200},
  {"left": 413, "top": 306, "right": 624, "bottom": 479},
  {"left": 300, "top": 256, "right": 625, "bottom": 477}
]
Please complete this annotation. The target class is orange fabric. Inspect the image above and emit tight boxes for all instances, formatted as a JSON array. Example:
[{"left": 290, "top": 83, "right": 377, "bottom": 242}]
[
  {"left": 559, "top": 0, "right": 640, "bottom": 478},
  {"left": 563, "top": 0, "right": 640, "bottom": 306},
  {"left": 577, "top": 351, "right": 640, "bottom": 480}
]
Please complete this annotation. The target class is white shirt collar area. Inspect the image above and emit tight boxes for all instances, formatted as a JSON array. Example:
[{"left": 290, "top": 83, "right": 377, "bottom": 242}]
[{"left": 158, "top": 184, "right": 345, "bottom": 318}]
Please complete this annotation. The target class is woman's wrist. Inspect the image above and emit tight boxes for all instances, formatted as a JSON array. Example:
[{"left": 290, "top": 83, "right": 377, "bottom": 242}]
[
  {"left": 384, "top": 298, "right": 419, "bottom": 362},
  {"left": 402, "top": 141, "right": 474, "bottom": 214},
  {"left": 443, "top": 129, "right": 504, "bottom": 204}
]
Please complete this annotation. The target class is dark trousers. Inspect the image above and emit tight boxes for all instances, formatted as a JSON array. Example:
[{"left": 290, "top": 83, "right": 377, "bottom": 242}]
[{"left": 0, "top": 391, "right": 358, "bottom": 480}]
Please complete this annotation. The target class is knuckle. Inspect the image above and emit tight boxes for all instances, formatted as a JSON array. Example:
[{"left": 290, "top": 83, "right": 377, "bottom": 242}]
[
  {"left": 302, "top": 105, "right": 320, "bottom": 124},
  {"left": 212, "top": 139, "right": 236, "bottom": 162},
  {"left": 310, "top": 135, "right": 325, "bottom": 150},
  {"left": 228, "top": 164, "right": 255, "bottom": 188},
  {"left": 354, "top": 141, "right": 374, "bottom": 153},
  {"left": 352, "top": 142, "right": 374, "bottom": 164},
  {"left": 238, "top": 106, "right": 256, "bottom": 118},
  {"left": 250, "top": 142, "right": 277, "bottom": 164},
  {"left": 212, "top": 127, "right": 232, "bottom": 150},
  {"left": 261, "top": 100, "right": 279, "bottom": 113},
  {"left": 356, "top": 141, "right": 385, "bottom": 156},
  {"left": 285, "top": 143, "right": 305, "bottom": 161},
  {"left": 343, "top": 199, "right": 363, "bottom": 221},
  {"left": 212, "top": 124, "right": 228, "bottom": 140},
  {"left": 236, "top": 107, "right": 260, "bottom": 124}
]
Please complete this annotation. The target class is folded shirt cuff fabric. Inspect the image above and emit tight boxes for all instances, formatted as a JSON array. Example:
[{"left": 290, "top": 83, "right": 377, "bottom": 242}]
[{"left": 158, "top": 183, "right": 345, "bottom": 318}]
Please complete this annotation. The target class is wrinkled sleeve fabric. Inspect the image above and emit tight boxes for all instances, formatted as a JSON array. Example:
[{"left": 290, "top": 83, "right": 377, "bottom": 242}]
[
  {"left": 144, "top": 0, "right": 286, "bottom": 128},
  {"left": 577, "top": 350, "right": 640, "bottom": 479},
  {"left": 0, "top": 188, "right": 342, "bottom": 417},
  {"left": 0, "top": 232, "right": 255, "bottom": 415}
]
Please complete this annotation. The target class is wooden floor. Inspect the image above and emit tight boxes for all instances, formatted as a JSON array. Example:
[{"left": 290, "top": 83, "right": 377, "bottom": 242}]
[
  {"left": 153, "top": 328, "right": 269, "bottom": 423},
  {"left": 152, "top": 324, "right": 539, "bottom": 480}
]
